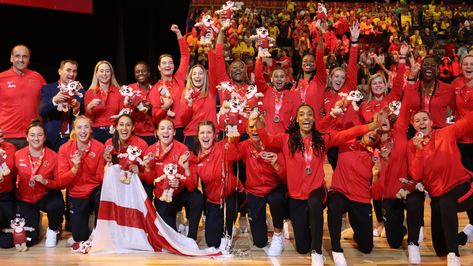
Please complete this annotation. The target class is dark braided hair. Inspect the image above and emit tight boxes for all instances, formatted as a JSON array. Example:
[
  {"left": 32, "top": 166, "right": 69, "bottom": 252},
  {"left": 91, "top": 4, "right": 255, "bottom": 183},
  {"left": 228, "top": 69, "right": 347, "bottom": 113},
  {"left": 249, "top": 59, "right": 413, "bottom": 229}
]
[{"left": 286, "top": 104, "right": 325, "bottom": 157}]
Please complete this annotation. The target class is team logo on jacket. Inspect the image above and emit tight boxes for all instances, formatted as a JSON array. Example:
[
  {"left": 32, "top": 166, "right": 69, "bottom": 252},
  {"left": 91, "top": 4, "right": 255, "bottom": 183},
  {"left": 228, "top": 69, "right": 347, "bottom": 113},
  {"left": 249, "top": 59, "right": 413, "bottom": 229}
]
[
  {"left": 7, "top": 81, "right": 16, "bottom": 88},
  {"left": 43, "top": 161, "right": 49, "bottom": 167},
  {"left": 88, "top": 152, "right": 95, "bottom": 158}
]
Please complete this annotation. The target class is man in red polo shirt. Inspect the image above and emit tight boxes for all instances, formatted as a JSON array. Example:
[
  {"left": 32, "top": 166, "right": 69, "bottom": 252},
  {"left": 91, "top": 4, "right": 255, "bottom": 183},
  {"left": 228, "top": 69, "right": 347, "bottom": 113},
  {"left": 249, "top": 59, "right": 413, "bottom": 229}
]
[{"left": 0, "top": 44, "right": 46, "bottom": 149}]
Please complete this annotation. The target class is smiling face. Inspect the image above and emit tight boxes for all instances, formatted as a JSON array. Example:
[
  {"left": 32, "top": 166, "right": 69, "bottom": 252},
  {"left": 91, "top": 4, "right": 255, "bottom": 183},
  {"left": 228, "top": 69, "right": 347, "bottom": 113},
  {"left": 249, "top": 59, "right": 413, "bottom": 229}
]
[
  {"left": 10, "top": 45, "right": 30, "bottom": 73},
  {"left": 27, "top": 126, "right": 46, "bottom": 151},
  {"left": 301, "top": 54, "right": 315, "bottom": 74},
  {"left": 97, "top": 63, "right": 112, "bottom": 85},
  {"left": 158, "top": 56, "right": 175, "bottom": 78},
  {"left": 462, "top": 56, "right": 473, "bottom": 80},
  {"left": 191, "top": 66, "right": 205, "bottom": 89},
  {"left": 296, "top": 105, "right": 315, "bottom": 137},
  {"left": 412, "top": 111, "right": 433, "bottom": 136},
  {"left": 59, "top": 62, "right": 78, "bottom": 85},
  {"left": 134, "top": 63, "right": 150, "bottom": 84},
  {"left": 198, "top": 124, "right": 215, "bottom": 151},
  {"left": 361, "top": 131, "right": 380, "bottom": 147},
  {"left": 421, "top": 57, "right": 437, "bottom": 82},
  {"left": 246, "top": 118, "right": 260, "bottom": 143},
  {"left": 331, "top": 69, "right": 346, "bottom": 91},
  {"left": 271, "top": 69, "right": 287, "bottom": 91},
  {"left": 73, "top": 117, "right": 92, "bottom": 144},
  {"left": 370, "top": 76, "right": 386, "bottom": 98},
  {"left": 230, "top": 61, "right": 246, "bottom": 82},
  {"left": 157, "top": 119, "right": 175, "bottom": 147},
  {"left": 116, "top": 116, "right": 134, "bottom": 143}
]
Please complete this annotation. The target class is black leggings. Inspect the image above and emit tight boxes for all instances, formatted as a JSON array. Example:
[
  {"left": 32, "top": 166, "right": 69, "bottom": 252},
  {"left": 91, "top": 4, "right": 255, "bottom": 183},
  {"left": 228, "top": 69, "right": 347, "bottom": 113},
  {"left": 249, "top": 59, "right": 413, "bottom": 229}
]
[
  {"left": 204, "top": 192, "right": 246, "bottom": 248},
  {"left": 328, "top": 191, "right": 373, "bottom": 253},
  {"left": 430, "top": 180, "right": 473, "bottom": 257},
  {"left": 382, "top": 190, "right": 425, "bottom": 248},
  {"left": 154, "top": 188, "right": 203, "bottom": 240},
  {"left": 17, "top": 190, "right": 65, "bottom": 246},
  {"left": 247, "top": 184, "right": 287, "bottom": 248},
  {"left": 67, "top": 186, "right": 101, "bottom": 242},
  {"left": 458, "top": 142, "right": 473, "bottom": 172},
  {"left": 289, "top": 186, "right": 326, "bottom": 254},
  {"left": 0, "top": 192, "right": 16, "bottom": 248}
]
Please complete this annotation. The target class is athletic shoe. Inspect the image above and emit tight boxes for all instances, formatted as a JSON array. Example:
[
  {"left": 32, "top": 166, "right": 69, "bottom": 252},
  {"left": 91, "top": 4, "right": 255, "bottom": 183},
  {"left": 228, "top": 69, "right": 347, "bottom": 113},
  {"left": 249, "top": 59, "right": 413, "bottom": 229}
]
[
  {"left": 311, "top": 251, "right": 324, "bottom": 266},
  {"left": 45, "top": 228, "right": 59, "bottom": 248},
  {"left": 267, "top": 234, "right": 284, "bottom": 256},
  {"left": 332, "top": 251, "right": 347, "bottom": 266},
  {"left": 408, "top": 244, "right": 421, "bottom": 264},
  {"left": 447, "top": 252, "right": 461, "bottom": 266}
]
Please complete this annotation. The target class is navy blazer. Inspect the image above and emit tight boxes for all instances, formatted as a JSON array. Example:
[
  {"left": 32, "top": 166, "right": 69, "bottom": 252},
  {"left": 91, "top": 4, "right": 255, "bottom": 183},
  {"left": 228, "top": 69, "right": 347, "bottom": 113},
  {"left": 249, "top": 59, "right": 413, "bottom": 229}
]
[{"left": 39, "top": 82, "right": 85, "bottom": 150}]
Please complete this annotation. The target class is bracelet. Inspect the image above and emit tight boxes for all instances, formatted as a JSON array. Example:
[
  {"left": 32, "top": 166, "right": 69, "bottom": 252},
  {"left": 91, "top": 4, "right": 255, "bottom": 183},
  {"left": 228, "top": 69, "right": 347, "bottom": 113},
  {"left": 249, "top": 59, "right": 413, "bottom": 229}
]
[{"left": 350, "top": 40, "right": 358, "bottom": 44}]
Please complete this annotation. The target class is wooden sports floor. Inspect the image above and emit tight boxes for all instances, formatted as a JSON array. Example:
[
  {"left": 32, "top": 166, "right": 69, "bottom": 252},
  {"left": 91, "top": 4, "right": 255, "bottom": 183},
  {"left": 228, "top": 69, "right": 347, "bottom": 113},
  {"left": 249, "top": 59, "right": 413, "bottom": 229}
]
[{"left": 1, "top": 163, "right": 472, "bottom": 265}]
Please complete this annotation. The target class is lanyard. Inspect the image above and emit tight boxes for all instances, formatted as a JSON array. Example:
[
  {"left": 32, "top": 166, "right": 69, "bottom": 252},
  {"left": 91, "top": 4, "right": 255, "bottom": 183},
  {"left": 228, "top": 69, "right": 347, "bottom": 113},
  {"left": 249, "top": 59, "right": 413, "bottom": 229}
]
[{"left": 28, "top": 149, "right": 45, "bottom": 187}]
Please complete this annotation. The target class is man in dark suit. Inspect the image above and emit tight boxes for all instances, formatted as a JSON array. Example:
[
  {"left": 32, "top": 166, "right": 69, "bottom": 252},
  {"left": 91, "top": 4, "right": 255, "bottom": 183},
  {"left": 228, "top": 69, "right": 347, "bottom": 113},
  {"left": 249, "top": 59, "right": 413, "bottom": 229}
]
[{"left": 39, "top": 59, "right": 84, "bottom": 152}]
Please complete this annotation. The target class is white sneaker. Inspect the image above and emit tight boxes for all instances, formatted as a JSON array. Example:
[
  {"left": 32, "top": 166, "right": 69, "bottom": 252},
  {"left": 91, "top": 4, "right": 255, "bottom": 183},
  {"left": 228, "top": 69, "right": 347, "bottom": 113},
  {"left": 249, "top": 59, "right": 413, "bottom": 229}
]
[
  {"left": 178, "top": 223, "right": 189, "bottom": 236},
  {"left": 283, "top": 220, "right": 291, "bottom": 240},
  {"left": 45, "top": 228, "right": 59, "bottom": 248},
  {"left": 373, "top": 222, "right": 385, "bottom": 237},
  {"left": 418, "top": 226, "right": 424, "bottom": 243},
  {"left": 267, "top": 234, "right": 284, "bottom": 256},
  {"left": 447, "top": 252, "right": 461, "bottom": 266},
  {"left": 67, "top": 236, "right": 75, "bottom": 247},
  {"left": 332, "top": 251, "right": 347, "bottom": 266},
  {"left": 408, "top": 244, "right": 421, "bottom": 264},
  {"left": 311, "top": 251, "right": 324, "bottom": 266},
  {"left": 218, "top": 236, "right": 231, "bottom": 253},
  {"left": 463, "top": 224, "right": 473, "bottom": 242},
  {"left": 88, "top": 228, "right": 96, "bottom": 241}
]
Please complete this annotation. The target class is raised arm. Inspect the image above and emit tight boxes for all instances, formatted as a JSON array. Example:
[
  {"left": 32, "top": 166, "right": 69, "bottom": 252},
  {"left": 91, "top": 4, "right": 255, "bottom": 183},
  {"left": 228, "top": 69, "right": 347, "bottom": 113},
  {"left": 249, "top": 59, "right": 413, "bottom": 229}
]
[
  {"left": 343, "top": 20, "right": 360, "bottom": 92},
  {"left": 325, "top": 112, "right": 385, "bottom": 147},
  {"left": 254, "top": 57, "right": 271, "bottom": 94},
  {"left": 389, "top": 43, "right": 408, "bottom": 100},
  {"left": 255, "top": 115, "right": 284, "bottom": 152},
  {"left": 215, "top": 22, "right": 231, "bottom": 83},
  {"left": 171, "top": 24, "right": 190, "bottom": 91},
  {"left": 315, "top": 31, "right": 327, "bottom": 90},
  {"left": 207, "top": 47, "right": 217, "bottom": 96}
]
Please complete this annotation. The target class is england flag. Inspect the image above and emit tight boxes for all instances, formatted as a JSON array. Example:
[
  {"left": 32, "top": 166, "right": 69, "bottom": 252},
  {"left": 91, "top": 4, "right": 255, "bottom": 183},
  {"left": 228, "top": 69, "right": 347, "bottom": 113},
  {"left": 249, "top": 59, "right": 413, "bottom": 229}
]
[{"left": 90, "top": 165, "right": 221, "bottom": 256}]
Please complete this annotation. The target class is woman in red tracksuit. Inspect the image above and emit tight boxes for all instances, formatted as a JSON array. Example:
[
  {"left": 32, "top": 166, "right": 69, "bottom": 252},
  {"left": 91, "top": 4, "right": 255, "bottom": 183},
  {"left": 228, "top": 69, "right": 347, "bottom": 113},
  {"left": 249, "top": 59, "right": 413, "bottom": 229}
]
[
  {"left": 290, "top": 33, "right": 326, "bottom": 114},
  {"left": 364, "top": 48, "right": 410, "bottom": 242},
  {"left": 254, "top": 56, "right": 297, "bottom": 135},
  {"left": 405, "top": 56, "right": 455, "bottom": 129},
  {"left": 142, "top": 119, "right": 203, "bottom": 240},
  {"left": 84, "top": 60, "right": 124, "bottom": 143},
  {"left": 452, "top": 55, "right": 473, "bottom": 245},
  {"left": 103, "top": 114, "right": 149, "bottom": 199},
  {"left": 0, "top": 127, "right": 16, "bottom": 248},
  {"left": 408, "top": 109, "right": 473, "bottom": 266},
  {"left": 373, "top": 85, "right": 425, "bottom": 265},
  {"left": 452, "top": 55, "right": 473, "bottom": 172},
  {"left": 232, "top": 116, "right": 287, "bottom": 256},
  {"left": 192, "top": 121, "right": 245, "bottom": 249},
  {"left": 213, "top": 23, "right": 253, "bottom": 135},
  {"left": 327, "top": 129, "right": 382, "bottom": 265},
  {"left": 319, "top": 22, "right": 360, "bottom": 171},
  {"left": 55, "top": 115, "right": 105, "bottom": 243},
  {"left": 254, "top": 104, "right": 383, "bottom": 266},
  {"left": 149, "top": 24, "right": 189, "bottom": 142},
  {"left": 127, "top": 61, "right": 155, "bottom": 145},
  {"left": 14, "top": 119, "right": 63, "bottom": 247},
  {"left": 180, "top": 60, "right": 218, "bottom": 152}
]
